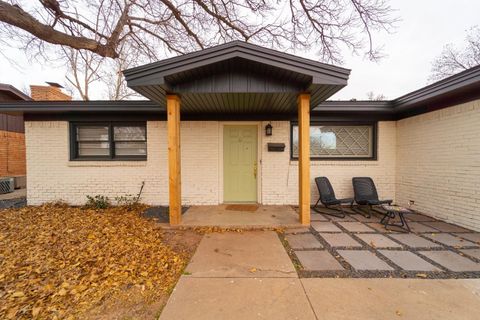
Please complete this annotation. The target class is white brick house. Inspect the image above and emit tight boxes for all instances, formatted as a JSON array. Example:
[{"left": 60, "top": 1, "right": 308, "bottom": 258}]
[{"left": 2, "top": 42, "right": 480, "bottom": 230}]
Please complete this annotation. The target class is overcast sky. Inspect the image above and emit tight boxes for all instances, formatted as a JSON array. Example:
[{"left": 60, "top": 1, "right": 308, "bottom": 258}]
[{"left": 0, "top": 0, "right": 478, "bottom": 100}]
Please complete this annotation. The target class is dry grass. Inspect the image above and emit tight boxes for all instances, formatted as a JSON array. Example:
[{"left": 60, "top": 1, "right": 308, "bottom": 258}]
[{"left": 0, "top": 203, "right": 201, "bottom": 319}]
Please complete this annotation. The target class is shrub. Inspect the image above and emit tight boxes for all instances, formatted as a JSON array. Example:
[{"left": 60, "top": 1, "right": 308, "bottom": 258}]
[
  {"left": 85, "top": 195, "right": 110, "bottom": 209},
  {"left": 114, "top": 194, "right": 140, "bottom": 210}
]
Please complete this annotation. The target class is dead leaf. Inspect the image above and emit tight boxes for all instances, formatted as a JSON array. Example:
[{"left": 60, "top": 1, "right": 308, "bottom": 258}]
[
  {"left": 416, "top": 273, "right": 428, "bottom": 278},
  {"left": 249, "top": 267, "right": 257, "bottom": 273}
]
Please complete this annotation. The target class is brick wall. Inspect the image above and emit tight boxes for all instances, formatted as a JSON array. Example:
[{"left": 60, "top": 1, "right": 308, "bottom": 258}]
[
  {"left": 30, "top": 85, "right": 72, "bottom": 101},
  {"left": 261, "top": 121, "right": 397, "bottom": 205},
  {"left": 0, "top": 130, "right": 26, "bottom": 177},
  {"left": 25, "top": 121, "right": 219, "bottom": 206},
  {"left": 25, "top": 120, "right": 396, "bottom": 207},
  {"left": 396, "top": 99, "right": 480, "bottom": 231}
]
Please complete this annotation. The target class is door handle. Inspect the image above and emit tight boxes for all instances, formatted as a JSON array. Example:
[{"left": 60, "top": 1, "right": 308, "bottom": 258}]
[{"left": 253, "top": 163, "right": 257, "bottom": 179}]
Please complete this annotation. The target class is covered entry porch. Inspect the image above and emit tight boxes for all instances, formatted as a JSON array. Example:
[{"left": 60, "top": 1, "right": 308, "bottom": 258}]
[
  {"left": 181, "top": 205, "right": 301, "bottom": 228},
  {"left": 124, "top": 42, "right": 350, "bottom": 226}
]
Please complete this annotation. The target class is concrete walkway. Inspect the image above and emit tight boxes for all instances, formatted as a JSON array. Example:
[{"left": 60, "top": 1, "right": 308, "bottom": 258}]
[{"left": 159, "top": 231, "right": 480, "bottom": 320}]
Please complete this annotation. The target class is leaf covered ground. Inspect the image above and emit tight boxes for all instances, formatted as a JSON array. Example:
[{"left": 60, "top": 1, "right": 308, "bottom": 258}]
[{"left": 0, "top": 204, "right": 202, "bottom": 319}]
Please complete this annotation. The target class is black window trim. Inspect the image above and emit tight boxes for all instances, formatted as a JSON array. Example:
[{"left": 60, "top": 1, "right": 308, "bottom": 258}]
[
  {"left": 290, "top": 121, "right": 378, "bottom": 161},
  {"left": 69, "top": 121, "right": 147, "bottom": 161}
]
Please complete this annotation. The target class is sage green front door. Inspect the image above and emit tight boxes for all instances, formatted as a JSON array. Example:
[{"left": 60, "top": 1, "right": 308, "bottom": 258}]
[{"left": 223, "top": 125, "right": 258, "bottom": 203}]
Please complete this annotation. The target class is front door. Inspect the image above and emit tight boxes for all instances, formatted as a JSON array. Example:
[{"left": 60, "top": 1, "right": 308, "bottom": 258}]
[{"left": 223, "top": 125, "right": 258, "bottom": 203}]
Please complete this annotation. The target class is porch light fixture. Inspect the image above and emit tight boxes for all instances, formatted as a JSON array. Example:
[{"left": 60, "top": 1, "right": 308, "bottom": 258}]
[{"left": 265, "top": 123, "right": 273, "bottom": 136}]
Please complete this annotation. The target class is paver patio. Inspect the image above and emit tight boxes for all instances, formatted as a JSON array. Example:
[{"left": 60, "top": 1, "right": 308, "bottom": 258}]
[
  {"left": 425, "top": 233, "right": 478, "bottom": 248},
  {"left": 389, "top": 233, "right": 442, "bottom": 248},
  {"left": 311, "top": 221, "right": 342, "bottom": 232},
  {"left": 319, "top": 232, "right": 362, "bottom": 248},
  {"left": 338, "top": 221, "right": 375, "bottom": 232},
  {"left": 337, "top": 250, "right": 394, "bottom": 271},
  {"left": 295, "top": 250, "right": 344, "bottom": 271},
  {"left": 379, "top": 250, "right": 441, "bottom": 271},
  {"left": 407, "top": 222, "right": 440, "bottom": 233},
  {"left": 461, "top": 249, "right": 480, "bottom": 260},
  {"left": 355, "top": 233, "right": 402, "bottom": 248},
  {"left": 285, "top": 233, "right": 323, "bottom": 249},
  {"left": 455, "top": 233, "right": 480, "bottom": 244},
  {"left": 422, "top": 221, "right": 472, "bottom": 233},
  {"left": 420, "top": 251, "right": 480, "bottom": 272}
]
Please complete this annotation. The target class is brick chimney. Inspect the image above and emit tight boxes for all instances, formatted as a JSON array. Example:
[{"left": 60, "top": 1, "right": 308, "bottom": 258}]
[{"left": 30, "top": 82, "right": 72, "bottom": 101}]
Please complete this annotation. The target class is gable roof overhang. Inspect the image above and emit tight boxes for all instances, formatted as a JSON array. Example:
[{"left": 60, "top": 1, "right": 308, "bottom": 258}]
[
  {"left": 123, "top": 41, "right": 350, "bottom": 113},
  {"left": 0, "top": 83, "right": 32, "bottom": 101}
]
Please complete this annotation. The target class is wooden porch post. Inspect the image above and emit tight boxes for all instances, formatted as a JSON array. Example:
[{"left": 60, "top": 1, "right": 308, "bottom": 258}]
[
  {"left": 167, "top": 95, "right": 182, "bottom": 225},
  {"left": 298, "top": 93, "right": 311, "bottom": 225}
]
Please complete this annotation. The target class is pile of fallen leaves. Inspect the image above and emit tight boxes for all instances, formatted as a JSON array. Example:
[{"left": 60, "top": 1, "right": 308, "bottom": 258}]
[{"left": 0, "top": 203, "right": 191, "bottom": 319}]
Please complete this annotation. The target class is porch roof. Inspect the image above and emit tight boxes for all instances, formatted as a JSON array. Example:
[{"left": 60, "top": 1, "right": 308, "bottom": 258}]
[{"left": 123, "top": 41, "right": 351, "bottom": 113}]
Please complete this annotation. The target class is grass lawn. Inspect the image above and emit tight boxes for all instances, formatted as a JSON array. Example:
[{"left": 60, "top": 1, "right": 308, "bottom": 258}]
[{"left": 0, "top": 203, "right": 202, "bottom": 319}]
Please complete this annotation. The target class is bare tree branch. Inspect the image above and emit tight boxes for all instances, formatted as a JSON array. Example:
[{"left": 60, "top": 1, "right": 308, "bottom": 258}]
[{"left": 429, "top": 25, "right": 480, "bottom": 82}]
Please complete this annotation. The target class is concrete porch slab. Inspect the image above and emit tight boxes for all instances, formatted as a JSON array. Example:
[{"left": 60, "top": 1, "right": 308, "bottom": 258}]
[
  {"left": 159, "top": 277, "right": 316, "bottom": 320},
  {"left": 185, "top": 231, "right": 297, "bottom": 278},
  {"left": 301, "top": 278, "right": 480, "bottom": 320},
  {"left": 181, "top": 205, "right": 301, "bottom": 228}
]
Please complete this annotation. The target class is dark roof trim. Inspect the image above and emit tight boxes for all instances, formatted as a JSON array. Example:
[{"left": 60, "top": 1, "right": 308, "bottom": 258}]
[
  {"left": 0, "top": 83, "right": 32, "bottom": 101},
  {"left": 0, "top": 100, "right": 162, "bottom": 115},
  {"left": 124, "top": 41, "right": 351, "bottom": 87},
  {"left": 392, "top": 64, "right": 480, "bottom": 111}
]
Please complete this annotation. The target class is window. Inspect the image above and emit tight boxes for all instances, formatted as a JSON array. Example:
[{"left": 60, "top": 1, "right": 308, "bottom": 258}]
[
  {"left": 291, "top": 123, "right": 376, "bottom": 160},
  {"left": 70, "top": 122, "right": 147, "bottom": 160}
]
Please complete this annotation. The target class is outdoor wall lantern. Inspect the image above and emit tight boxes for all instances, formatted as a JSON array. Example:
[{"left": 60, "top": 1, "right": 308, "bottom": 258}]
[{"left": 265, "top": 123, "right": 273, "bottom": 136}]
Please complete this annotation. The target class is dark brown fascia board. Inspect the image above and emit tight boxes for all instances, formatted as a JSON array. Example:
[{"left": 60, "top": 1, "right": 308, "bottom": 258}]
[
  {"left": 0, "top": 100, "right": 162, "bottom": 115},
  {"left": 124, "top": 41, "right": 351, "bottom": 86},
  {"left": 0, "top": 83, "right": 32, "bottom": 101},
  {"left": 392, "top": 64, "right": 480, "bottom": 111}
]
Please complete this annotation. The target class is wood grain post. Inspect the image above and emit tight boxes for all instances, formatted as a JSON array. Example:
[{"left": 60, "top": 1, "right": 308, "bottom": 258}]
[
  {"left": 298, "top": 93, "right": 311, "bottom": 225},
  {"left": 167, "top": 95, "right": 182, "bottom": 225}
]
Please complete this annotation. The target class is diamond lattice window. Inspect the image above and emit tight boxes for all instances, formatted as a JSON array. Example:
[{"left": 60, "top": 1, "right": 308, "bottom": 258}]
[{"left": 292, "top": 124, "right": 375, "bottom": 159}]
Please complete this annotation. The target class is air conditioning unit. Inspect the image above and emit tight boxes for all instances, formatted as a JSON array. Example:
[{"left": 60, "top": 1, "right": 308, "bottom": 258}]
[{"left": 0, "top": 177, "right": 15, "bottom": 194}]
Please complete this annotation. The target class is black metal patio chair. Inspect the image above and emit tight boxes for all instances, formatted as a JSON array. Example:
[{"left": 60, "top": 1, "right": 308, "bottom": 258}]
[
  {"left": 352, "top": 177, "right": 392, "bottom": 218},
  {"left": 313, "top": 177, "right": 354, "bottom": 218}
]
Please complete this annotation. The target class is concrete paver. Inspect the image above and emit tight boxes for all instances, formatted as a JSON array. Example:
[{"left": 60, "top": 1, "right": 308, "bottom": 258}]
[
  {"left": 319, "top": 232, "right": 362, "bottom": 248},
  {"left": 311, "top": 221, "right": 342, "bottom": 232},
  {"left": 295, "top": 250, "right": 344, "bottom": 271},
  {"left": 424, "top": 233, "right": 478, "bottom": 248},
  {"left": 185, "top": 231, "right": 296, "bottom": 278},
  {"left": 379, "top": 250, "right": 441, "bottom": 271},
  {"left": 389, "top": 233, "right": 443, "bottom": 249},
  {"left": 408, "top": 222, "right": 439, "bottom": 233},
  {"left": 352, "top": 214, "right": 381, "bottom": 223},
  {"left": 338, "top": 221, "right": 375, "bottom": 232},
  {"left": 419, "top": 251, "right": 480, "bottom": 272},
  {"left": 337, "top": 250, "right": 394, "bottom": 271},
  {"left": 310, "top": 213, "right": 328, "bottom": 221},
  {"left": 159, "top": 277, "right": 316, "bottom": 320},
  {"left": 454, "top": 233, "right": 480, "bottom": 244},
  {"left": 285, "top": 233, "right": 323, "bottom": 249},
  {"left": 421, "top": 221, "right": 472, "bottom": 233},
  {"left": 301, "top": 278, "right": 480, "bottom": 320},
  {"left": 356, "top": 234, "right": 402, "bottom": 248},
  {"left": 461, "top": 249, "right": 480, "bottom": 260},
  {"left": 284, "top": 227, "right": 310, "bottom": 234},
  {"left": 406, "top": 213, "right": 437, "bottom": 222}
]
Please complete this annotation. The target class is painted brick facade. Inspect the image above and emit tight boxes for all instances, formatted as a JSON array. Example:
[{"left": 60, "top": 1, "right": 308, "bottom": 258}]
[
  {"left": 25, "top": 121, "right": 220, "bottom": 206},
  {"left": 25, "top": 120, "right": 395, "bottom": 208},
  {"left": 0, "top": 130, "right": 26, "bottom": 177},
  {"left": 261, "top": 121, "right": 397, "bottom": 205},
  {"left": 396, "top": 99, "right": 480, "bottom": 231}
]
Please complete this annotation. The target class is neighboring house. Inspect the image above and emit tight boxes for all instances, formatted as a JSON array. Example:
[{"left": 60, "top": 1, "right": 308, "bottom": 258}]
[
  {"left": 0, "top": 83, "right": 71, "bottom": 180},
  {"left": 0, "top": 83, "right": 29, "bottom": 178},
  {"left": 0, "top": 42, "right": 479, "bottom": 231}
]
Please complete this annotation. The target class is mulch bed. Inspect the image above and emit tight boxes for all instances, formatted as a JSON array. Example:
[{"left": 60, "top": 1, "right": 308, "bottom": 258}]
[{"left": 0, "top": 203, "right": 201, "bottom": 319}]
